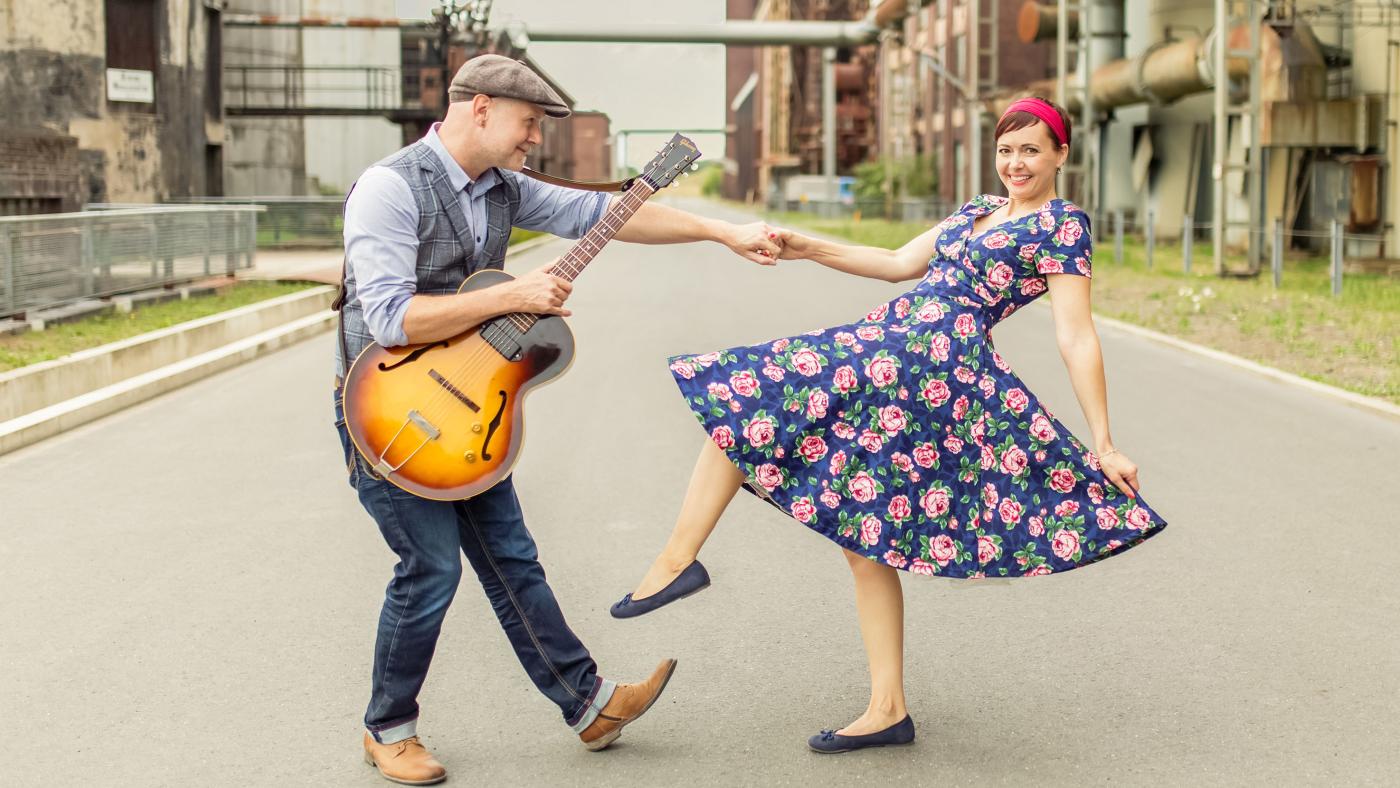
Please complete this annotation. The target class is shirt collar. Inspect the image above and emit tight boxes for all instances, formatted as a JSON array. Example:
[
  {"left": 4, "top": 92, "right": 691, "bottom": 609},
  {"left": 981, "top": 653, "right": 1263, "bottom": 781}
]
[{"left": 423, "top": 123, "right": 499, "bottom": 195}]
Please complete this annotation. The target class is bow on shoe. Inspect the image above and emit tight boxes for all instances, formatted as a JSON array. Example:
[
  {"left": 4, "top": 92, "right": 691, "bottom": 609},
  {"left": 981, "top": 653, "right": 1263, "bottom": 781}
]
[{"left": 818, "top": 730, "right": 838, "bottom": 741}]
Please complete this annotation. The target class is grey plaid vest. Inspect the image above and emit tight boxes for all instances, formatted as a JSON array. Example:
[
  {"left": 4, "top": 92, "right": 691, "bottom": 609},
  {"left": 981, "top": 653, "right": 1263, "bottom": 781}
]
[{"left": 335, "top": 140, "right": 521, "bottom": 376}]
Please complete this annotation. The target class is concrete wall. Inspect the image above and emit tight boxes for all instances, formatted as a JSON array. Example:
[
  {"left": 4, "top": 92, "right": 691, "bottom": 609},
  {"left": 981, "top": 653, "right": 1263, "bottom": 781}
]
[
  {"left": 223, "top": 0, "right": 306, "bottom": 195},
  {"left": 0, "top": 0, "right": 222, "bottom": 206},
  {"left": 301, "top": 0, "right": 401, "bottom": 194}
]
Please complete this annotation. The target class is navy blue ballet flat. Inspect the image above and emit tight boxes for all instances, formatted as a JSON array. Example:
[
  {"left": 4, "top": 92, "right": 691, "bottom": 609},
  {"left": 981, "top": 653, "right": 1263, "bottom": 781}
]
[
  {"left": 807, "top": 715, "right": 916, "bottom": 754},
  {"left": 610, "top": 561, "right": 711, "bottom": 619}
]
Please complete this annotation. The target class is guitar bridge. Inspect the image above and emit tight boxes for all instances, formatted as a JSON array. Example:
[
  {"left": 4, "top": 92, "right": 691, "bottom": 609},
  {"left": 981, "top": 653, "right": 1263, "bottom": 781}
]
[{"left": 429, "top": 369, "right": 480, "bottom": 412}]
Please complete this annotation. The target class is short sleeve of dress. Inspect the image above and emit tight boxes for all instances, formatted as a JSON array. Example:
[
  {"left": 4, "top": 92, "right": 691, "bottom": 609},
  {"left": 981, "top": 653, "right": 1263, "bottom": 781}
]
[{"left": 1034, "top": 209, "right": 1093, "bottom": 278}]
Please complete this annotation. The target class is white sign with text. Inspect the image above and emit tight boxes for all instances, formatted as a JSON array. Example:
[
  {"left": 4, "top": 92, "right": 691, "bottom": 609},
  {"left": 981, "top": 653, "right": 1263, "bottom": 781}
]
[{"left": 106, "top": 69, "right": 155, "bottom": 103}]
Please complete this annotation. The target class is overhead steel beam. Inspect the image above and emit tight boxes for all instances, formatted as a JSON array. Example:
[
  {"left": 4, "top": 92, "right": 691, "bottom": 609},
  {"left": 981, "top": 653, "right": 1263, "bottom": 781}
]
[
  {"left": 224, "top": 14, "right": 431, "bottom": 28},
  {"left": 514, "top": 21, "right": 880, "bottom": 47}
]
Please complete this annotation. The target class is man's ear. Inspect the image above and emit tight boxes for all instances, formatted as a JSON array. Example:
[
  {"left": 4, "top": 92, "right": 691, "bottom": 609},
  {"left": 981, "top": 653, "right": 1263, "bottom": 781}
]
[{"left": 472, "top": 94, "right": 492, "bottom": 127}]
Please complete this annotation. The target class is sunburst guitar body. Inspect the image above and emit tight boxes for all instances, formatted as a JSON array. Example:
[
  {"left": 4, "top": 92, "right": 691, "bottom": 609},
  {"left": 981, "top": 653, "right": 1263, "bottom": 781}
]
[
  {"left": 341, "top": 133, "right": 700, "bottom": 500},
  {"left": 342, "top": 269, "right": 574, "bottom": 500}
]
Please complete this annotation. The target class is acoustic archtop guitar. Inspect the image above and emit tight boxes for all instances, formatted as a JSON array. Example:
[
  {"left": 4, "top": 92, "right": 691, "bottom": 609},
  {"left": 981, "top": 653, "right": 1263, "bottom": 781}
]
[{"left": 342, "top": 134, "right": 700, "bottom": 500}]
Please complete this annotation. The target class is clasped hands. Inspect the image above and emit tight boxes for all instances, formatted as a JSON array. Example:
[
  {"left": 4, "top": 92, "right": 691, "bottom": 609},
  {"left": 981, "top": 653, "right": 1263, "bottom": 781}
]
[
  {"left": 511, "top": 221, "right": 805, "bottom": 317},
  {"left": 717, "top": 221, "right": 807, "bottom": 266}
]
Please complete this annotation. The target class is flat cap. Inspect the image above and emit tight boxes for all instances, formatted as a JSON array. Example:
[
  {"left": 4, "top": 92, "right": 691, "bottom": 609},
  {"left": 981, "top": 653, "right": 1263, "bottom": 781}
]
[{"left": 448, "top": 54, "right": 571, "bottom": 118}]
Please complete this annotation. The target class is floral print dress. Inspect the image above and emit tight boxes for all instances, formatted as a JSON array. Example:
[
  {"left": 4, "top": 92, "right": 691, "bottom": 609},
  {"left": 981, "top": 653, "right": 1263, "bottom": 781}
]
[{"left": 668, "top": 195, "right": 1167, "bottom": 578}]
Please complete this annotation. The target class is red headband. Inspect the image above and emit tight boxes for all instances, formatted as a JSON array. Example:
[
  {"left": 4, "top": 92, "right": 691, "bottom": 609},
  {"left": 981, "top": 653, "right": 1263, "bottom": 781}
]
[{"left": 1002, "top": 98, "right": 1069, "bottom": 146}]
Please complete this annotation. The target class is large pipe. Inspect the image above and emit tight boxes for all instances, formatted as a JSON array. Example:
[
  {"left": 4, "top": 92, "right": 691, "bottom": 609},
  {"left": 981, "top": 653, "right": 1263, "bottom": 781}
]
[
  {"left": 1005, "top": 25, "right": 1253, "bottom": 114},
  {"left": 518, "top": 21, "right": 880, "bottom": 47},
  {"left": 1017, "top": 1, "right": 1078, "bottom": 43},
  {"left": 872, "top": 0, "right": 935, "bottom": 29}
]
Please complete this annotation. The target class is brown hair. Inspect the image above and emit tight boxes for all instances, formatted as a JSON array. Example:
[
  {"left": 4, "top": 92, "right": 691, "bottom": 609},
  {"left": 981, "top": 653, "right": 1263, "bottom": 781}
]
[{"left": 994, "top": 97, "right": 1072, "bottom": 148}]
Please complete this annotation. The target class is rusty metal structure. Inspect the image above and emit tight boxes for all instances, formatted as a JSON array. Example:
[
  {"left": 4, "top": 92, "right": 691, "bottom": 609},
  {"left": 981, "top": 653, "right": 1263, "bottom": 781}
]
[
  {"left": 219, "top": 1, "right": 610, "bottom": 190},
  {"left": 1007, "top": 1, "right": 1393, "bottom": 265}
]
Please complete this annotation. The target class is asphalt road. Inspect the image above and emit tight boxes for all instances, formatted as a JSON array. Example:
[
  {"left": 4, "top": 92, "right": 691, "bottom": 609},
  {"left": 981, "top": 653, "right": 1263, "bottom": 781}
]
[{"left": 2, "top": 198, "right": 1396, "bottom": 787}]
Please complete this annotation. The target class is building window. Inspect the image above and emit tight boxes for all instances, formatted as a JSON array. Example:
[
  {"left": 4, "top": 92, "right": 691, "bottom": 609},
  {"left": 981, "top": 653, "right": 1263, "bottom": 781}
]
[
  {"left": 206, "top": 8, "right": 222, "bottom": 120},
  {"left": 0, "top": 198, "right": 63, "bottom": 217},
  {"left": 105, "top": 0, "right": 158, "bottom": 108}
]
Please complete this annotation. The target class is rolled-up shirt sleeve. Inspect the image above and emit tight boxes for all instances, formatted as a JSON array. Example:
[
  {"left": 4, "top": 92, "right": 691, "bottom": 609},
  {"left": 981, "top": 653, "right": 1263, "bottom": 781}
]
[
  {"left": 507, "top": 170, "right": 609, "bottom": 239},
  {"left": 344, "top": 167, "right": 418, "bottom": 347}
]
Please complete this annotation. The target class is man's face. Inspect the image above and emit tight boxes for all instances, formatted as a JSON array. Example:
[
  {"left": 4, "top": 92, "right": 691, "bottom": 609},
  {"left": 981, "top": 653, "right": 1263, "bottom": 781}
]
[{"left": 483, "top": 97, "right": 545, "bottom": 170}]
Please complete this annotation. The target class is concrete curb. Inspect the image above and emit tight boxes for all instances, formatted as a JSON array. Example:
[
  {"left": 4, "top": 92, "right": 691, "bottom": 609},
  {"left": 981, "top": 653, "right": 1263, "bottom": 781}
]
[
  {"left": 0, "top": 232, "right": 569, "bottom": 455},
  {"left": 0, "top": 311, "right": 335, "bottom": 456},
  {"left": 1085, "top": 308, "right": 1400, "bottom": 422},
  {"left": 0, "top": 286, "right": 335, "bottom": 422}
]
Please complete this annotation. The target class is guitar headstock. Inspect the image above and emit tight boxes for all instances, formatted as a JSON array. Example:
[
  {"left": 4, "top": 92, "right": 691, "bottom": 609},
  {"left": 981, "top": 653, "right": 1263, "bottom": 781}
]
[{"left": 639, "top": 133, "right": 702, "bottom": 191}]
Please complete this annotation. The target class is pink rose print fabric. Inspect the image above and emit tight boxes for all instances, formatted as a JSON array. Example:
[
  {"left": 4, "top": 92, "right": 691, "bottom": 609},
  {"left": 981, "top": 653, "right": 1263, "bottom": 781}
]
[{"left": 667, "top": 195, "right": 1166, "bottom": 578}]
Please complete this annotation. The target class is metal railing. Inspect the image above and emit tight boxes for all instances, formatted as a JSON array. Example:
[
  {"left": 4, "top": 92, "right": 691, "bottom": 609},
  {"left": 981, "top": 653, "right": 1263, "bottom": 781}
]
[
  {"left": 1098, "top": 209, "right": 1389, "bottom": 297},
  {"left": 168, "top": 197, "right": 345, "bottom": 248},
  {"left": 771, "top": 197, "right": 960, "bottom": 223},
  {"left": 0, "top": 206, "right": 261, "bottom": 319},
  {"left": 224, "top": 65, "right": 404, "bottom": 114}
]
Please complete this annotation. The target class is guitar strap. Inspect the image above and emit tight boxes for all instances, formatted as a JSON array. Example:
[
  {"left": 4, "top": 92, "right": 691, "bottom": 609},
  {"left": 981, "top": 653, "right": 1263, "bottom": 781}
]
[{"left": 333, "top": 166, "right": 635, "bottom": 383}]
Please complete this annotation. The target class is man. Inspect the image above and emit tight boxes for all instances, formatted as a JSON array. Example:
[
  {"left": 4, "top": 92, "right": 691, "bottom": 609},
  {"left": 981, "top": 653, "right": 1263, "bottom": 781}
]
[{"left": 332, "top": 54, "right": 780, "bottom": 785}]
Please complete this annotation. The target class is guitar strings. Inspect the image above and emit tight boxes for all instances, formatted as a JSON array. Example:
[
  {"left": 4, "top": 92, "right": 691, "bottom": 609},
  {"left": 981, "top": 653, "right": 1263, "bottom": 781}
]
[
  {"left": 408, "top": 187, "right": 654, "bottom": 437},
  {"left": 416, "top": 189, "right": 648, "bottom": 424}
]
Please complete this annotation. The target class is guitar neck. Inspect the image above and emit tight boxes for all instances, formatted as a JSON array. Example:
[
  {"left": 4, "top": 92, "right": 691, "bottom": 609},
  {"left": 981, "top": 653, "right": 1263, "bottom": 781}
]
[
  {"left": 548, "top": 181, "right": 655, "bottom": 283},
  {"left": 504, "top": 181, "right": 657, "bottom": 331}
]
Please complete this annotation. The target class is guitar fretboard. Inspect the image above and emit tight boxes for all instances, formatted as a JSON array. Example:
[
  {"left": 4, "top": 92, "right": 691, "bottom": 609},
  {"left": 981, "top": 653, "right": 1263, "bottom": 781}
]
[{"left": 501, "top": 181, "right": 656, "bottom": 334}]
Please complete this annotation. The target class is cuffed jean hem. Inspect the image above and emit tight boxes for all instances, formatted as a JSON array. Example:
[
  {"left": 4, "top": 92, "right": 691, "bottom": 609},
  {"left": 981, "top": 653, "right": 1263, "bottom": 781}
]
[
  {"left": 367, "top": 717, "right": 418, "bottom": 744},
  {"left": 567, "top": 677, "right": 618, "bottom": 734}
]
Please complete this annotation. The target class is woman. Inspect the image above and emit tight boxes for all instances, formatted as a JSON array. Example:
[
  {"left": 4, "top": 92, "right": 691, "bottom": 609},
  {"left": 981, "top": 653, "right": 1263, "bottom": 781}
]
[{"left": 613, "top": 97, "right": 1167, "bottom": 752}]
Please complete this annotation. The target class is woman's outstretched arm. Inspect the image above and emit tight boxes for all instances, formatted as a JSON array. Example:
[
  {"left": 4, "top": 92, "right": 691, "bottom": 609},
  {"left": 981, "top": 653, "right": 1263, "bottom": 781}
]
[
  {"left": 773, "top": 223, "right": 945, "bottom": 283},
  {"left": 1044, "top": 273, "right": 1141, "bottom": 498}
]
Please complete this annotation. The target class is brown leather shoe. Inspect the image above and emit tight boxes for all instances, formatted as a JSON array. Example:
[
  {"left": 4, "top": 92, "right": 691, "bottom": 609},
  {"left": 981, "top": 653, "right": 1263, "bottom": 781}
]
[
  {"left": 362, "top": 733, "right": 447, "bottom": 786},
  {"left": 578, "top": 658, "right": 678, "bottom": 752}
]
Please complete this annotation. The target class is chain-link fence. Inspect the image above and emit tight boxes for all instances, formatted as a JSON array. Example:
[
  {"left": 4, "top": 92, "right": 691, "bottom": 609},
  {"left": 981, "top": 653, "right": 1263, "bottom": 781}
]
[{"left": 0, "top": 206, "right": 261, "bottom": 319}]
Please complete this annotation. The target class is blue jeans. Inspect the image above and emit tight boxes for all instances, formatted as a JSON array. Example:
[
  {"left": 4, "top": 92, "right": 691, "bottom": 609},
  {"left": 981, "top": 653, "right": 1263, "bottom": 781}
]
[{"left": 334, "top": 398, "right": 615, "bottom": 743}]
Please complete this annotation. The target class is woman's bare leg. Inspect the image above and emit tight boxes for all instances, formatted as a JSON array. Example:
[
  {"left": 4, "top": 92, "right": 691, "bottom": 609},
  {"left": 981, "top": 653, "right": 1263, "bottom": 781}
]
[
  {"left": 837, "top": 549, "right": 909, "bottom": 735},
  {"left": 631, "top": 439, "right": 745, "bottom": 599}
]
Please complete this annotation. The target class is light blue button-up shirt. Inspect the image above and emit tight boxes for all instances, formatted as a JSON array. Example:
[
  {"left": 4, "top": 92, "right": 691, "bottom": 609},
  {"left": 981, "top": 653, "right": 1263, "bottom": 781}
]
[{"left": 343, "top": 124, "right": 609, "bottom": 347}]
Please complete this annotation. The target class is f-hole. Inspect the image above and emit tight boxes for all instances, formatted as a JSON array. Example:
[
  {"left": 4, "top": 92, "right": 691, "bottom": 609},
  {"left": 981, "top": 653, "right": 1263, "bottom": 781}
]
[
  {"left": 378, "top": 341, "right": 449, "bottom": 371},
  {"left": 481, "top": 390, "right": 507, "bottom": 461}
]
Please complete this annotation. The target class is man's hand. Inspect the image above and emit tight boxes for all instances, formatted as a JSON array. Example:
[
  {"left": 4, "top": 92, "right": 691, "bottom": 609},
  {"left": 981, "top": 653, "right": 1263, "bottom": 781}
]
[
  {"left": 720, "top": 221, "right": 783, "bottom": 266},
  {"left": 508, "top": 263, "right": 574, "bottom": 317}
]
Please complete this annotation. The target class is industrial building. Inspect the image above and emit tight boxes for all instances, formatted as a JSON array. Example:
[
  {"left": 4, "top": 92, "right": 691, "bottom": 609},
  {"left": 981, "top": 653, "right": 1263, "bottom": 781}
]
[
  {"left": 722, "top": 0, "right": 1396, "bottom": 268},
  {"left": 0, "top": 0, "right": 225, "bottom": 213}
]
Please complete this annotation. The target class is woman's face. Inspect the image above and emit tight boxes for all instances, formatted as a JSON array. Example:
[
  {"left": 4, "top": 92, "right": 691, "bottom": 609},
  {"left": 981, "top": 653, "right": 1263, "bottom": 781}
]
[{"left": 995, "top": 121, "right": 1068, "bottom": 203}]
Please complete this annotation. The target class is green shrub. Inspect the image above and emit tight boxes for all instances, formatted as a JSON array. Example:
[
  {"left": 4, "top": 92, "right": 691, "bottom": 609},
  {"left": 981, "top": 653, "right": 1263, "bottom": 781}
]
[
  {"left": 700, "top": 164, "right": 724, "bottom": 197},
  {"left": 854, "top": 155, "right": 938, "bottom": 201}
]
